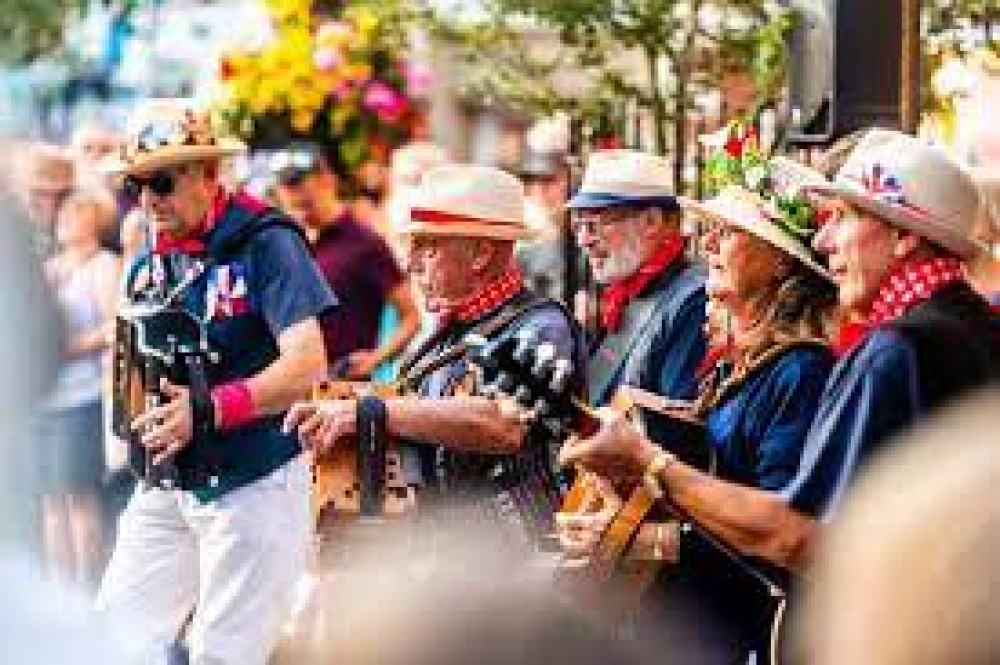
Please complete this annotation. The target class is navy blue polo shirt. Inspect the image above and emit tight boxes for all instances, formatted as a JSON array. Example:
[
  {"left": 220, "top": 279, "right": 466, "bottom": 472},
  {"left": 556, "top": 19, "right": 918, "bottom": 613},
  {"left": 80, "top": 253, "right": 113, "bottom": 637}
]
[
  {"left": 706, "top": 345, "right": 835, "bottom": 491},
  {"left": 781, "top": 283, "right": 999, "bottom": 518},
  {"left": 132, "top": 193, "right": 337, "bottom": 501}
]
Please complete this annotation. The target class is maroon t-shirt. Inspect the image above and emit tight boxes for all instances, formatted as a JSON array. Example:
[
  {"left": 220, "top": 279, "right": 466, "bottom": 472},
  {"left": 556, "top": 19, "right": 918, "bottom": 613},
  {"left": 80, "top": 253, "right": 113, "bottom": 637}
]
[{"left": 312, "top": 212, "right": 404, "bottom": 368}]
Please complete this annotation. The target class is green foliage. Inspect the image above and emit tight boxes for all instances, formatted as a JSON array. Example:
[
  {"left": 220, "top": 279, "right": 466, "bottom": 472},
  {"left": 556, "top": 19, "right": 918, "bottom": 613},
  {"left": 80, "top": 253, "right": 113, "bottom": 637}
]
[
  {"left": 0, "top": 0, "right": 87, "bottom": 65},
  {"left": 422, "top": 0, "right": 794, "bottom": 192},
  {"left": 705, "top": 120, "right": 818, "bottom": 241}
]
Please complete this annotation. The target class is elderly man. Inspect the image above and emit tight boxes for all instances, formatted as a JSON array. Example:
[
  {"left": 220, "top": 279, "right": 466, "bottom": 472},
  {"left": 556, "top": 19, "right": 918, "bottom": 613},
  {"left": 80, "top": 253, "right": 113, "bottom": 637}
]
[
  {"left": 96, "top": 106, "right": 334, "bottom": 665},
  {"left": 568, "top": 149, "right": 706, "bottom": 460},
  {"left": 284, "top": 164, "right": 585, "bottom": 545},
  {"left": 561, "top": 129, "right": 1000, "bottom": 575}
]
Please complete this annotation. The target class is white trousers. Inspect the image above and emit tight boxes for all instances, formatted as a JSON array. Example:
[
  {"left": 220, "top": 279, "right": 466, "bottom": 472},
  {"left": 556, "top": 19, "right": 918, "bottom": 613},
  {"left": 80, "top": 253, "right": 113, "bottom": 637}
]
[{"left": 96, "top": 455, "right": 311, "bottom": 665}]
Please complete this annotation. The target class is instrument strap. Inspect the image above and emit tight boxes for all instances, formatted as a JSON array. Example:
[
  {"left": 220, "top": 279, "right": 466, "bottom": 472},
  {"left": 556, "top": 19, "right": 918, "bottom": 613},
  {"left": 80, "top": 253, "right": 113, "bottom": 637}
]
[{"left": 399, "top": 291, "right": 553, "bottom": 391}]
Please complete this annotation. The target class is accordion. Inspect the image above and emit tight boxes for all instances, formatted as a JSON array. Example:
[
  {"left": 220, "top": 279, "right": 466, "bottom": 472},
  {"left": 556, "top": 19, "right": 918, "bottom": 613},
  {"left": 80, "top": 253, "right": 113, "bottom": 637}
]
[{"left": 111, "top": 301, "right": 216, "bottom": 489}]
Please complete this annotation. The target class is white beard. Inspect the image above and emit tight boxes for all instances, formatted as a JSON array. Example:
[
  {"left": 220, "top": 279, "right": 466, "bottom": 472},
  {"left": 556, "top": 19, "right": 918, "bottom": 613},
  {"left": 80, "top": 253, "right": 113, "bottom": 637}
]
[{"left": 592, "top": 235, "right": 644, "bottom": 284}]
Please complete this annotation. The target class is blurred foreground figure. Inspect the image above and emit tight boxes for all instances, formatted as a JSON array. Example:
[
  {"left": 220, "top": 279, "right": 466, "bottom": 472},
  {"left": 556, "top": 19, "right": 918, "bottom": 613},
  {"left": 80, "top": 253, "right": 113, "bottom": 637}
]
[
  {"left": 0, "top": 190, "right": 127, "bottom": 663},
  {"left": 802, "top": 387, "right": 1000, "bottom": 665},
  {"left": 277, "top": 521, "right": 662, "bottom": 665}
]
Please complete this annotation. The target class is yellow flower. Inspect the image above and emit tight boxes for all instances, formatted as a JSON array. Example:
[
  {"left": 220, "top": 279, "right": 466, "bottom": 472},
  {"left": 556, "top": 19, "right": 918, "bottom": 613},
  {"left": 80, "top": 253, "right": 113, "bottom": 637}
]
[
  {"left": 350, "top": 7, "right": 378, "bottom": 43},
  {"left": 292, "top": 109, "right": 315, "bottom": 133}
]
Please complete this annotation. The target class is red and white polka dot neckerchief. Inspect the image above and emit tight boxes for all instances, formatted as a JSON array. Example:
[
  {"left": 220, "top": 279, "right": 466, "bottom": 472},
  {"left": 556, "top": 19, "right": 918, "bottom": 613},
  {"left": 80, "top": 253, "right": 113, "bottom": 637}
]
[
  {"left": 868, "top": 256, "right": 966, "bottom": 327},
  {"left": 448, "top": 261, "right": 525, "bottom": 324}
]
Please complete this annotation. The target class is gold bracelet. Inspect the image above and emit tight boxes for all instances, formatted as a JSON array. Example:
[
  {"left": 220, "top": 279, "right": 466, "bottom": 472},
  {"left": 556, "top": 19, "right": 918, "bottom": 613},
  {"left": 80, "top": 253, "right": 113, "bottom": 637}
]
[{"left": 641, "top": 450, "right": 677, "bottom": 500}]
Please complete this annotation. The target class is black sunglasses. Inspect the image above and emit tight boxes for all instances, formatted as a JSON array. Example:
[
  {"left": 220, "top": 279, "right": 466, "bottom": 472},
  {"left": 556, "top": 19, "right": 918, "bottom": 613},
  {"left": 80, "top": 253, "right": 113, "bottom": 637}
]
[{"left": 121, "top": 170, "right": 176, "bottom": 199}]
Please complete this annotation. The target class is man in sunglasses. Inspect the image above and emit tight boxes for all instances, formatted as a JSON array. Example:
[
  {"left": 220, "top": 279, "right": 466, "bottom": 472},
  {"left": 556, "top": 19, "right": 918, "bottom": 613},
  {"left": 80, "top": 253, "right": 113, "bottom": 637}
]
[
  {"left": 272, "top": 143, "right": 421, "bottom": 380},
  {"left": 96, "top": 107, "right": 335, "bottom": 665}
]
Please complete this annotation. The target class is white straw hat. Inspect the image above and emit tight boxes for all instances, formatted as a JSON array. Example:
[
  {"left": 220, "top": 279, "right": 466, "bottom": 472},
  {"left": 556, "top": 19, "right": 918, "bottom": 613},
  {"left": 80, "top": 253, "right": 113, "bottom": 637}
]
[
  {"left": 806, "top": 128, "right": 986, "bottom": 259},
  {"left": 399, "top": 164, "right": 536, "bottom": 241},
  {"left": 566, "top": 149, "right": 679, "bottom": 211}
]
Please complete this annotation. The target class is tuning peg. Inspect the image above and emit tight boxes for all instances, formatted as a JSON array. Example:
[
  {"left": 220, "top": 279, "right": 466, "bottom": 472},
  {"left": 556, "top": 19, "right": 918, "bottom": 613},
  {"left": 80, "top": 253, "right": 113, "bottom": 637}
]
[
  {"left": 512, "top": 328, "right": 538, "bottom": 365},
  {"left": 495, "top": 372, "right": 515, "bottom": 394},
  {"left": 549, "top": 358, "right": 574, "bottom": 393},
  {"left": 532, "top": 342, "right": 558, "bottom": 377},
  {"left": 542, "top": 416, "right": 564, "bottom": 437},
  {"left": 531, "top": 397, "right": 550, "bottom": 417}
]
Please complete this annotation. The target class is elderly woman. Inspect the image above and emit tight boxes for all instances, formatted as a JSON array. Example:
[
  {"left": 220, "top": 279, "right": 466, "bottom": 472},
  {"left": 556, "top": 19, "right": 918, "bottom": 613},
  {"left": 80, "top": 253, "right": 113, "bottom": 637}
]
[{"left": 561, "top": 153, "right": 837, "bottom": 663}]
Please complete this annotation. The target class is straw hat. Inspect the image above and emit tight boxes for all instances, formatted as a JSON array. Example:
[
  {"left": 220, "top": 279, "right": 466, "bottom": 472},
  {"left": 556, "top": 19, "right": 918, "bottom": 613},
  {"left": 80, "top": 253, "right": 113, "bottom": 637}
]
[
  {"left": 398, "top": 164, "right": 536, "bottom": 241},
  {"left": 101, "top": 104, "right": 246, "bottom": 175},
  {"left": 566, "top": 149, "right": 679, "bottom": 211},
  {"left": 683, "top": 157, "right": 832, "bottom": 280},
  {"left": 806, "top": 128, "right": 986, "bottom": 259}
]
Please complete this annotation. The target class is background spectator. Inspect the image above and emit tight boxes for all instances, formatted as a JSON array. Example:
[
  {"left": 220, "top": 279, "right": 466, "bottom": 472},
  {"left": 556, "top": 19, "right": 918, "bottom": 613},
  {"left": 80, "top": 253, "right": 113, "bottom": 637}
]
[{"left": 38, "top": 190, "right": 120, "bottom": 589}]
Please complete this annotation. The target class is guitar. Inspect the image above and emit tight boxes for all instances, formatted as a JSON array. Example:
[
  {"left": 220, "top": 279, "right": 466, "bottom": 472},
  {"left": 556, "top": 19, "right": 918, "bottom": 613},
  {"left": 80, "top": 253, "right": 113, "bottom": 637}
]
[
  {"left": 465, "top": 327, "right": 709, "bottom": 605},
  {"left": 467, "top": 327, "right": 791, "bottom": 664},
  {"left": 309, "top": 380, "right": 416, "bottom": 528}
]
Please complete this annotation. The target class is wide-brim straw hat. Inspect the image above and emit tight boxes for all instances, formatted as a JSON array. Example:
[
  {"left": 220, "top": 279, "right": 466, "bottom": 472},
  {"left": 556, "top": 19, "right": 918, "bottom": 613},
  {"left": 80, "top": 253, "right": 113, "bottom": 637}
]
[
  {"left": 805, "top": 128, "right": 986, "bottom": 260},
  {"left": 566, "top": 149, "right": 679, "bottom": 211},
  {"left": 398, "top": 164, "right": 537, "bottom": 242},
  {"left": 683, "top": 157, "right": 832, "bottom": 280},
  {"left": 100, "top": 105, "right": 246, "bottom": 175}
]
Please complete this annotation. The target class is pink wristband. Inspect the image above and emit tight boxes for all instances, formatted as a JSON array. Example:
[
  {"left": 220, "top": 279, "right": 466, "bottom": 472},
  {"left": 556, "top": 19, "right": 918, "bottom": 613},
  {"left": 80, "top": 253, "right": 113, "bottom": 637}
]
[{"left": 210, "top": 380, "right": 255, "bottom": 431}]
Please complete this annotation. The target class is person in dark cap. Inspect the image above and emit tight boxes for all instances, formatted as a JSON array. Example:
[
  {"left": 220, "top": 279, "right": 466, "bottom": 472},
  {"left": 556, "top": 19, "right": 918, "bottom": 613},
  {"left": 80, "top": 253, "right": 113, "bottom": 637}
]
[{"left": 273, "top": 142, "right": 420, "bottom": 380}]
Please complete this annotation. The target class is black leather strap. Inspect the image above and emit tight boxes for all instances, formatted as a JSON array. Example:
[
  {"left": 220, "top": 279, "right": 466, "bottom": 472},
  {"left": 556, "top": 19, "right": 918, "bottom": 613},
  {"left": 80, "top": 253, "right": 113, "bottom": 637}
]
[{"left": 356, "top": 395, "right": 388, "bottom": 518}]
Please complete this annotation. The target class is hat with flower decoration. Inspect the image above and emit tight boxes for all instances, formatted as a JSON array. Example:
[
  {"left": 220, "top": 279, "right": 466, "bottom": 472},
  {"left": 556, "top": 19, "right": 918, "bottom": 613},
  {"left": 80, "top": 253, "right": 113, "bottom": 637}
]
[
  {"left": 805, "top": 128, "right": 985, "bottom": 259},
  {"left": 683, "top": 121, "right": 832, "bottom": 279},
  {"left": 101, "top": 104, "right": 246, "bottom": 175}
]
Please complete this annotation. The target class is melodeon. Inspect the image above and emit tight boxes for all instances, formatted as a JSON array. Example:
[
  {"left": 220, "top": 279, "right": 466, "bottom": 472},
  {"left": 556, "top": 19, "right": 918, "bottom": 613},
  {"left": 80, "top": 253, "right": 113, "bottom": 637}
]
[
  {"left": 309, "top": 380, "right": 417, "bottom": 529},
  {"left": 111, "top": 301, "right": 215, "bottom": 489}
]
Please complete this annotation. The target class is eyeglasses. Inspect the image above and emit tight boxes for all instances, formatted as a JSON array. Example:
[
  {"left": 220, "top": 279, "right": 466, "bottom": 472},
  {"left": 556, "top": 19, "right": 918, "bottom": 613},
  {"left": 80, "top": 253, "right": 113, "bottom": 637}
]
[
  {"left": 121, "top": 170, "right": 177, "bottom": 199},
  {"left": 570, "top": 208, "right": 633, "bottom": 236}
]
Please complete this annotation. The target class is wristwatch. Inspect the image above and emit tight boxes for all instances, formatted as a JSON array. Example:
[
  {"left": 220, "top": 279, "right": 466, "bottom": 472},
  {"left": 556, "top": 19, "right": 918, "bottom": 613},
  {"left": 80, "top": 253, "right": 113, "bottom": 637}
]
[{"left": 641, "top": 450, "right": 677, "bottom": 501}]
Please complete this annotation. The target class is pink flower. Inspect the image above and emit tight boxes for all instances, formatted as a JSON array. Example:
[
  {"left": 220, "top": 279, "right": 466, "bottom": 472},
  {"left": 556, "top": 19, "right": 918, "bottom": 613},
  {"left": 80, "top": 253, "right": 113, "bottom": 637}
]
[
  {"left": 362, "top": 81, "right": 408, "bottom": 123},
  {"left": 331, "top": 79, "right": 354, "bottom": 100},
  {"left": 314, "top": 47, "right": 342, "bottom": 72},
  {"left": 402, "top": 61, "right": 433, "bottom": 97}
]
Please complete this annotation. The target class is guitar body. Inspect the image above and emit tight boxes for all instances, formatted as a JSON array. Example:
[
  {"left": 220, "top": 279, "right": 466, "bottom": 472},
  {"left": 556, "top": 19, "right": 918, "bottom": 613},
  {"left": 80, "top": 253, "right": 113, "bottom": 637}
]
[
  {"left": 555, "top": 388, "right": 707, "bottom": 607},
  {"left": 309, "top": 381, "right": 417, "bottom": 529}
]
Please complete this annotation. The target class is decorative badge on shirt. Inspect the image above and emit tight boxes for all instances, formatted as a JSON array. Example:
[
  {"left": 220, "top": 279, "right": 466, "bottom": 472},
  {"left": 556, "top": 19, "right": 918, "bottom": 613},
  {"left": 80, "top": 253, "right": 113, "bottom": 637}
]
[{"left": 206, "top": 263, "right": 249, "bottom": 320}]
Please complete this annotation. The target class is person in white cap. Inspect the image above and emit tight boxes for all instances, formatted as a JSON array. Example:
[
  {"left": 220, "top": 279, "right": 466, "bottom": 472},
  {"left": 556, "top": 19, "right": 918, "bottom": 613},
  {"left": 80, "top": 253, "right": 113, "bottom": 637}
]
[
  {"left": 96, "top": 105, "right": 335, "bottom": 665},
  {"left": 567, "top": 149, "right": 707, "bottom": 461},
  {"left": 559, "top": 129, "right": 999, "bottom": 579},
  {"left": 284, "top": 164, "right": 586, "bottom": 546}
]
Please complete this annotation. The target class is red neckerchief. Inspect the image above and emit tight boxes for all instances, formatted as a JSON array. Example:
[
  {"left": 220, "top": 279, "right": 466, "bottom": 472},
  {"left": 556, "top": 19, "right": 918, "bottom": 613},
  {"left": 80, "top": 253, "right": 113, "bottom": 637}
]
[
  {"left": 447, "top": 261, "right": 525, "bottom": 324},
  {"left": 833, "top": 256, "right": 966, "bottom": 357},
  {"left": 154, "top": 188, "right": 229, "bottom": 255},
  {"left": 599, "top": 233, "right": 685, "bottom": 332}
]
